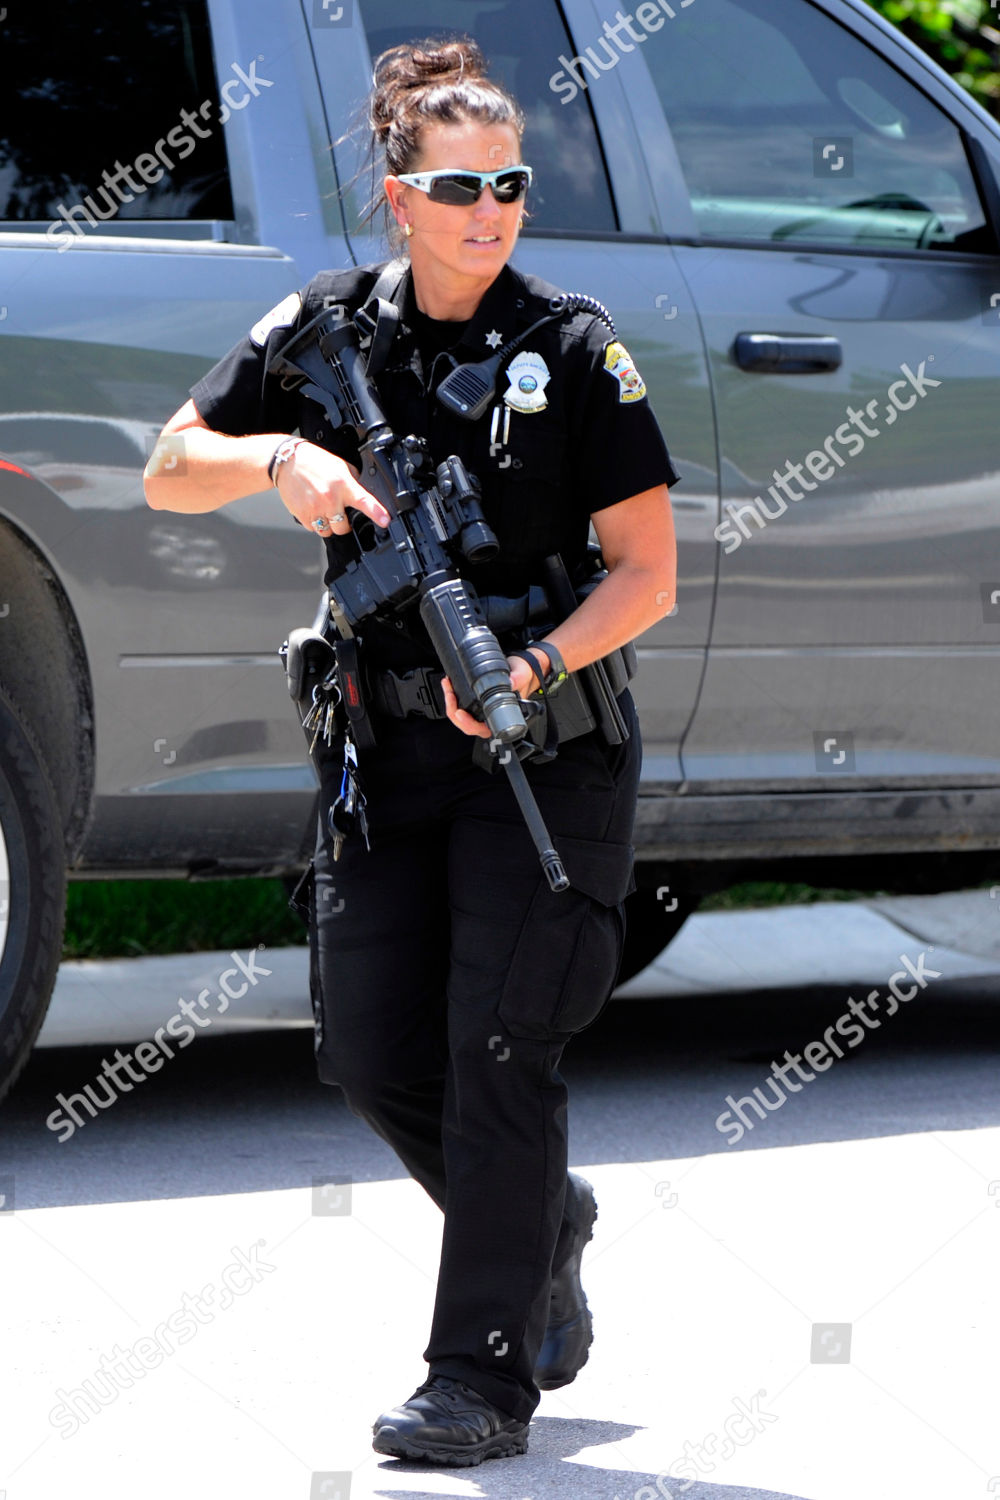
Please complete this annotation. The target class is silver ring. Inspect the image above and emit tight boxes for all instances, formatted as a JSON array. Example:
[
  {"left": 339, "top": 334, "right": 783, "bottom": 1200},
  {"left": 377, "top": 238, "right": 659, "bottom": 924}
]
[
  {"left": 330, "top": 512, "right": 346, "bottom": 524},
  {"left": 311, "top": 516, "right": 330, "bottom": 532}
]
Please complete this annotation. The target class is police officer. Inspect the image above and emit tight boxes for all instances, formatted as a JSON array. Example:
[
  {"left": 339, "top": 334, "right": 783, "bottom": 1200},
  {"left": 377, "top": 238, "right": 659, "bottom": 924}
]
[{"left": 145, "top": 36, "right": 678, "bottom": 1468}]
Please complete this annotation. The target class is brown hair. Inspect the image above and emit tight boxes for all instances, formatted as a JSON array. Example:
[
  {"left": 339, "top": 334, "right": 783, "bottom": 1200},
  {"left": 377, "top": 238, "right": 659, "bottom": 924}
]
[{"left": 356, "top": 37, "right": 525, "bottom": 248}]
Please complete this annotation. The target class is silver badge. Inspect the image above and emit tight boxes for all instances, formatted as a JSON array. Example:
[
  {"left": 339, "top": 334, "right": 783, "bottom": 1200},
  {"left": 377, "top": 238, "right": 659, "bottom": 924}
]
[{"left": 503, "top": 350, "right": 550, "bottom": 414}]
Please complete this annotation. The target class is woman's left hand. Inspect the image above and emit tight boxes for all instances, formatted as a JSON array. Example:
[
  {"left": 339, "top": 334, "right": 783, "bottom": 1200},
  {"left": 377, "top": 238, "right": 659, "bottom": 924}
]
[{"left": 441, "top": 655, "right": 540, "bottom": 739}]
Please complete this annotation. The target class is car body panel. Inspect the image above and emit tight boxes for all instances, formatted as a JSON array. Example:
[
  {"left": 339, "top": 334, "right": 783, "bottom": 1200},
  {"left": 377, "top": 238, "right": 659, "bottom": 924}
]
[
  {"left": 588, "top": 0, "right": 1000, "bottom": 792},
  {"left": 0, "top": 0, "right": 999, "bottom": 877}
]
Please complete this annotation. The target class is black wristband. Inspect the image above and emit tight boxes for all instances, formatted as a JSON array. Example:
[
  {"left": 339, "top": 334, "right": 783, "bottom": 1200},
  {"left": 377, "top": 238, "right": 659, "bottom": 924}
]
[
  {"left": 530, "top": 641, "right": 568, "bottom": 689},
  {"left": 508, "top": 648, "right": 550, "bottom": 696}
]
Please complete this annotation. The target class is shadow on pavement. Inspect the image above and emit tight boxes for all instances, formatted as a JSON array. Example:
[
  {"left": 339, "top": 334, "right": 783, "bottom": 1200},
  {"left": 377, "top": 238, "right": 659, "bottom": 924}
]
[
  {"left": 2, "top": 980, "right": 998, "bottom": 1211},
  {"left": 372, "top": 1412, "right": 810, "bottom": 1498}
]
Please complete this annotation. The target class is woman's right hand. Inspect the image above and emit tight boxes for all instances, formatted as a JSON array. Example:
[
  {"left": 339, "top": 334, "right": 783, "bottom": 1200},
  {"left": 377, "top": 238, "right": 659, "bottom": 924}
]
[
  {"left": 274, "top": 441, "right": 391, "bottom": 536},
  {"left": 143, "top": 400, "right": 394, "bottom": 526}
]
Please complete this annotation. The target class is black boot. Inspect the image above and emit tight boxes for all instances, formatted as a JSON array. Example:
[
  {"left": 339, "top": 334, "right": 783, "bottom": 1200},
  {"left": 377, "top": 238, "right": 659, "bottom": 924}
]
[
  {"left": 372, "top": 1375, "right": 529, "bottom": 1465},
  {"left": 534, "top": 1171, "right": 598, "bottom": 1390}
]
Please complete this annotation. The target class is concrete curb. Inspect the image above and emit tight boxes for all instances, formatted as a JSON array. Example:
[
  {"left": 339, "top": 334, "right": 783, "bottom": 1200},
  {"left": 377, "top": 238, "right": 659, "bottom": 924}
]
[{"left": 37, "top": 888, "right": 1000, "bottom": 1048}]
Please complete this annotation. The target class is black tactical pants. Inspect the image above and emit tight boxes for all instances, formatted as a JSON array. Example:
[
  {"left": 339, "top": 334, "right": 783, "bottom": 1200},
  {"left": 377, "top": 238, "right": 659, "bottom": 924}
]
[{"left": 308, "top": 693, "right": 640, "bottom": 1425}]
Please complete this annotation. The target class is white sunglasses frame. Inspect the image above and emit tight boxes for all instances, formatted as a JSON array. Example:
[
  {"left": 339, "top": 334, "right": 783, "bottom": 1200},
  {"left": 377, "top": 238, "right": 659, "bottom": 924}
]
[{"left": 395, "top": 165, "right": 534, "bottom": 203}]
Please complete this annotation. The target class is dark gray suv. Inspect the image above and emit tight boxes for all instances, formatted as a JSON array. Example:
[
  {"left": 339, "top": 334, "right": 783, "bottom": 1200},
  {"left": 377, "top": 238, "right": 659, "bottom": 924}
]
[{"left": 2, "top": 0, "right": 1000, "bottom": 1099}]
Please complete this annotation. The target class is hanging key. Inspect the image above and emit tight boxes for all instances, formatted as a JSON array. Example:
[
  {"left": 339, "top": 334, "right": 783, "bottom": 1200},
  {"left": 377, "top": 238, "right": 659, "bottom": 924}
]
[
  {"left": 323, "top": 694, "right": 337, "bottom": 746},
  {"left": 356, "top": 791, "right": 371, "bottom": 852},
  {"left": 328, "top": 795, "right": 351, "bottom": 860},
  {"left": 328, "top": 790, "right": 356, "bottom": 861},
  {"left": 306, "top": 686, "right": 326, "bottom": 754},
  {"left": 302, "top": 683, "right": 322, "bottom": 731}
]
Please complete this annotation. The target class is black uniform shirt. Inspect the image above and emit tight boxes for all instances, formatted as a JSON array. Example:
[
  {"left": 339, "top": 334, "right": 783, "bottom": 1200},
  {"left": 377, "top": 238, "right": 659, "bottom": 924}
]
[{"left": 191, "top": 259, "right": 679, "bottom": 671}]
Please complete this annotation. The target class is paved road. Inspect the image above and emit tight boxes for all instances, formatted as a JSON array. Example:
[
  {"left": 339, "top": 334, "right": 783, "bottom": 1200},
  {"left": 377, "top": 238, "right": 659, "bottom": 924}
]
[{"left": 4, "top": 895, "right": 1000, "bottom": 1500}]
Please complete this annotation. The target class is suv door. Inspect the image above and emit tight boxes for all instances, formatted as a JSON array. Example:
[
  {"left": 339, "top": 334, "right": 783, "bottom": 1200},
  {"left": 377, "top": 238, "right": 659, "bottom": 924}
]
[
  {"left": 311, "top": 0, "right": 720, "bottom": 782},
  {"left": 619, "top": 0, "right": 1000, "bottom": 792},
  {"left": 0, "top": 1, "right": 339, "bottom": 868}
]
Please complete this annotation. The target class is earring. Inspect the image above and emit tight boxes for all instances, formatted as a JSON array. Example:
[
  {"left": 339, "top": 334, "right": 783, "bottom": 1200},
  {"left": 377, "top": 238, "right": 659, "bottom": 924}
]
[
  {"left": 403, "top": 222, "right": 413, "bottom": 238},
  {"left": 518, "top": 214, "right": 525, "bottom": 229}
]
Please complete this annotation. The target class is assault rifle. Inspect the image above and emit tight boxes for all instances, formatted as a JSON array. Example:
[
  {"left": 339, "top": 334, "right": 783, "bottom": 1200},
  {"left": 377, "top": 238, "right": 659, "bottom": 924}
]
[{"left": 270, "top": 302, "right": 570, "bottom": 892}]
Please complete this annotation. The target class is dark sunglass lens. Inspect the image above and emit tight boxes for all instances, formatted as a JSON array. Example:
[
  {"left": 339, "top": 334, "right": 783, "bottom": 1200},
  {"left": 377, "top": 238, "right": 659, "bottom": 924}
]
[
  {"left": 494, "top": 171, "right": 529, "bottom": 203},
  {"left": 428, "top": 174, "right": 481, "bottom": 205}
]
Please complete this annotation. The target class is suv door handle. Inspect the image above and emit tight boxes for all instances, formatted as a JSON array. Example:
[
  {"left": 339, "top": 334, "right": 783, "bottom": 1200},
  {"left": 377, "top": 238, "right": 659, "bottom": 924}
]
[{"left": 733, "top": 333, "right": 843, "bottom": 373}]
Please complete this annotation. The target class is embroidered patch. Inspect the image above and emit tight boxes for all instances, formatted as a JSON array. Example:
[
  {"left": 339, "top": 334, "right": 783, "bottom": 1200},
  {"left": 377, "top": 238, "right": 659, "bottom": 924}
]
[
  {"left": 503, "top": 350, "right": 550, "bottom": 413},
  {"left": 603, "top": 340, "right": 647, "bottom": 403},
  {"left": 249, "top": 291, "right": 302, "bottom": 348}
]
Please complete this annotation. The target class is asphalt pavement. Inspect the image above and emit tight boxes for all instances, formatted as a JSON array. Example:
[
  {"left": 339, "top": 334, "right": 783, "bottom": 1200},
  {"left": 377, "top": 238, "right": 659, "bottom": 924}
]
[{"left": 3, "top": 887, "right": 998, "bottom": 1500}]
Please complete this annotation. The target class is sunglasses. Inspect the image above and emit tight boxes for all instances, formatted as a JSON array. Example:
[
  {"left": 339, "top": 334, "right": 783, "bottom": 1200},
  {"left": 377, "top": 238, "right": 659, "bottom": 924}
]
[{"left": 396, "top": 165, "right": 533, "bottom": 206}]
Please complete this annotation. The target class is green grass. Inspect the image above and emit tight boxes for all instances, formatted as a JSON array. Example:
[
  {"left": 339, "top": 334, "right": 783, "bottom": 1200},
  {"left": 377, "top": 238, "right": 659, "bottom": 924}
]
[
  {"left": 68, "top": 874, "right": 1000, "bottom": 959},
  {"left": 63, "top": 878, "right": 307, "bottom": 960},
  {"left": 700, "top": 881, "right": 877, "bottom": 912}
]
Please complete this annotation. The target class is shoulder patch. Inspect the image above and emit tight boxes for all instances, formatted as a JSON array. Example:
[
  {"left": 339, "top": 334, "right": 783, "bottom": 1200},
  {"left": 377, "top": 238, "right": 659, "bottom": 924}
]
[
  {"left": 249, "top": 291, "right": 302, "bottom": 349},
  {"left": 603, "top": 340, "right": 647, "bottom": 404}
]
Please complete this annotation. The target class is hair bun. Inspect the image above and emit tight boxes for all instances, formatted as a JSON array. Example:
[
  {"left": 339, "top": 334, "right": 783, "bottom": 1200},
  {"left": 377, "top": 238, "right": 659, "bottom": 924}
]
[{"left": 370, "top": 38, "right": 486, "bottom": 132}]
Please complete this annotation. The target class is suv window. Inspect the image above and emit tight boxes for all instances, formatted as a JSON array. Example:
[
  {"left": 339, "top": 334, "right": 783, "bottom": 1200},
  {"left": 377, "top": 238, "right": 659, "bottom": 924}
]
[
  {"left": 0, "top": 1, "right": 233, "bottom": 226},
  {"left": 642, "top": 0, "right": 990, "bottom": 252},
  {"left": 357, "top": 0, "right": 618, "bottom": 232}
]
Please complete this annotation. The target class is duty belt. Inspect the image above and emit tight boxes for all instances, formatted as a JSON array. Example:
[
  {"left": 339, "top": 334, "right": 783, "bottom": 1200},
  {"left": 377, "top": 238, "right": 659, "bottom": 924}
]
[{"left": 368, "top": 650, "right": 634, "bottom": 745}]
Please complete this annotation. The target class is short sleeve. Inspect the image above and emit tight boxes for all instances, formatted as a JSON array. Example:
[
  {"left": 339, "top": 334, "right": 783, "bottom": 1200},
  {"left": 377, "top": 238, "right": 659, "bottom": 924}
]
[
  {"left": 569, "top": 322, "right": 680, "bottom": 514},
  {"left": 190, "top": 288, "right": 307, "bottom": 438}
]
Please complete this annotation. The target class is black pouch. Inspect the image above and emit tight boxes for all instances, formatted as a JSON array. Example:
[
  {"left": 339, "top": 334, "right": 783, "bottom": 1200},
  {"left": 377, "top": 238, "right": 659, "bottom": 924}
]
[
  {"left": 497, "top": 831, "right": 636, "bottom": 1040},
  {"left": 280, "top": 627, "right": 336, "bottom": 711}
]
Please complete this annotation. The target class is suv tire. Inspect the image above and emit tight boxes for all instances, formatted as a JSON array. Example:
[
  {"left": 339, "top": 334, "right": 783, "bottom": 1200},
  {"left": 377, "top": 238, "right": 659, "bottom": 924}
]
[
  {"left": 0, "top": 680, "right": 65, "bottom": 1103},
  {"left": 618, "top": 880, "right": 699, "bottom": 985}
]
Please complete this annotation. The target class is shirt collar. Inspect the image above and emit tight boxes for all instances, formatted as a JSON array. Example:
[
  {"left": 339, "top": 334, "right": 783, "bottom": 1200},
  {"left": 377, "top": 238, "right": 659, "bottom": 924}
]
[{"left": 395, "top": 262, "right": 525, "bottom": 362}]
